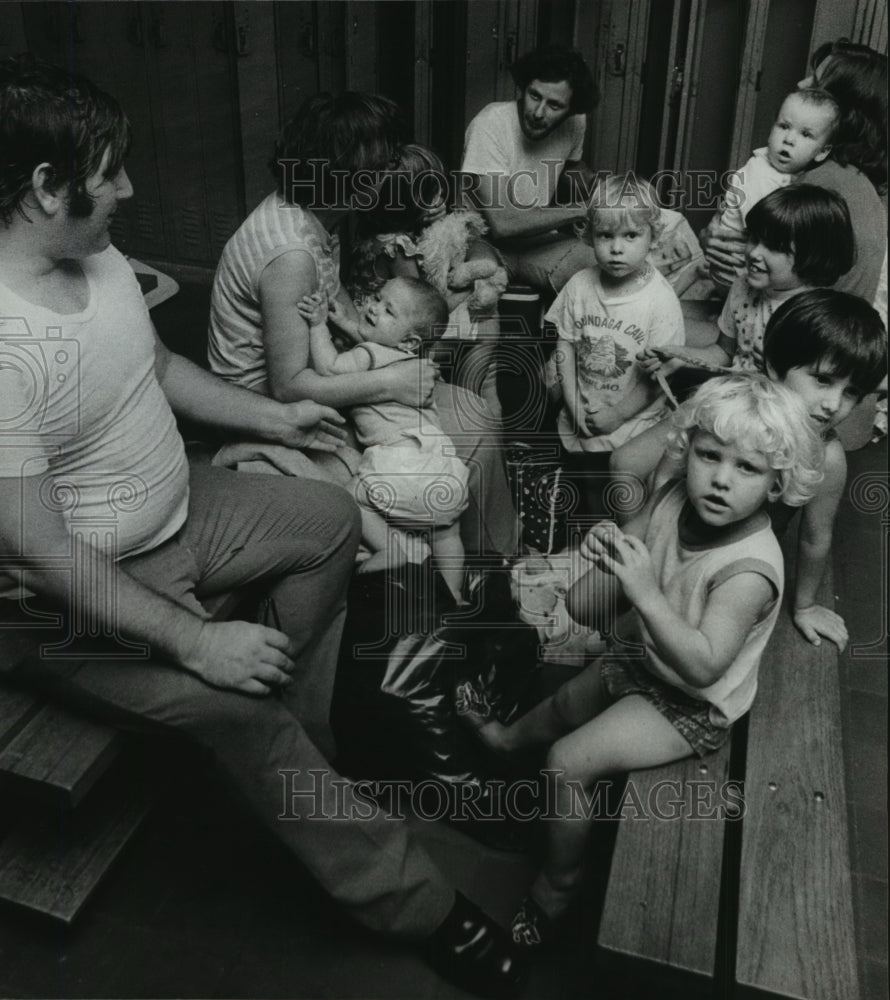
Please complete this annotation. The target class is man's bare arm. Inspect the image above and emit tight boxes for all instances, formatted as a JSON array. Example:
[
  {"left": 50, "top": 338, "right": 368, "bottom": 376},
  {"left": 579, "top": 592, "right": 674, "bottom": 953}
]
[
  {"left": 462, "top": 171, "right": 587, "bottom": 241},
  {"left": 0, "top": 474, "right": 296, "bottom": 695}
]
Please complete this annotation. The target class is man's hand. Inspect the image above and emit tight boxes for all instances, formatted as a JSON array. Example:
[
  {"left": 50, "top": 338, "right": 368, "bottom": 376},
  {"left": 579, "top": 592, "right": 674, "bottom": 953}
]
[
  {"left": 183, "top": 621, "right": 297, "bottom": 696},
  {"left": 297, "top": 292, "right": 328, "bottom": 328},
  {"left": 793, "top": 604, "right": 849, "bottom": 652},
  {"left": 276, "top": 400, "right": 348, "bottom": 452}
]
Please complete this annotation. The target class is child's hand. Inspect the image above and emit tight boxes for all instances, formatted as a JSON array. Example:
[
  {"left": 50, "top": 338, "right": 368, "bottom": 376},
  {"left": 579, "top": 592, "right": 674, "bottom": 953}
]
[
  {"left": 637, "top": 348, "right": 682, "bottom": 379},
  {"left": 751, "top": 340, "right": 765, "bottom": 373},
  {"left": 580, "top": 520, "right": 622, "bottom": 565},
  {"left": 584, "top": 403, "right": 626, "bottom": 436},
  {"left": 328, "top": 298, "right": 362, "bottom": 341},
  {"left": 582, "top": 522, "right": 658, "bottom": 608},
  {"left": 793, "top": 604, "right": 849, "bottom": 652},
  {"left": 297, "top": 292, "right": 328, "bottom": 328},
  {"left": 606, "top": 533, "right": 659, "bottom": 608}
]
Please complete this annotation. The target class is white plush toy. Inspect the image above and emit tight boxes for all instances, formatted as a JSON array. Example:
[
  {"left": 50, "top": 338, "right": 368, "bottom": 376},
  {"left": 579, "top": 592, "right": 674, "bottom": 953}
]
[{"left": 415, "top": 210, "right": 508, "bottom": 313}]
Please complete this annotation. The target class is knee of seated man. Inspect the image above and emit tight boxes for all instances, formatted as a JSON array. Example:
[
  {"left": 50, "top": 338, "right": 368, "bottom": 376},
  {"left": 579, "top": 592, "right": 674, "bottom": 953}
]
[
  {"left": 273, "top": 477, "right": 362, "bottom": 545},
  {"left": 184, "top": 677, "right": 296, "bottom": 741}
]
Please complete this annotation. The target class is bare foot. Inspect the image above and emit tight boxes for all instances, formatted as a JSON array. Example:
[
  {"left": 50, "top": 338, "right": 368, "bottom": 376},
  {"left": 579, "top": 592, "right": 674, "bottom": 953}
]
[{"left": 356, "top": 549, "right": 405, "bottom": 575}]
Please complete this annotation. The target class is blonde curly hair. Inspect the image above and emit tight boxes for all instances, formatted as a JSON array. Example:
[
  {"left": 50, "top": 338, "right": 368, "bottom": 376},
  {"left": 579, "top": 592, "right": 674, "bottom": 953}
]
[
  {"left": 666, "top": 374, "right": 825, "bottom": 507},
  {"left": 577, "top": 172, "right": 665, "bottom": 246}
]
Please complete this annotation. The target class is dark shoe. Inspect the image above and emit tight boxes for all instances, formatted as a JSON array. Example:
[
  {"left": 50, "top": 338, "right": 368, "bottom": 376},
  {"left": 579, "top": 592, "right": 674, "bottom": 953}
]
[
  {"left": 424, "top": 892, "right": 527, "bottom": 998},
  {"left": 510, "top": 896, "right": 556, "bottom": 949}
]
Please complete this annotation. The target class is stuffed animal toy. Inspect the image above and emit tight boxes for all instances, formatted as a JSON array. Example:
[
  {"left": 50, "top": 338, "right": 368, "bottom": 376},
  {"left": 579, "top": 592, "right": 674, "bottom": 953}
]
[{"left": 416, "top": 210, "right": 508, "bottom": 313}]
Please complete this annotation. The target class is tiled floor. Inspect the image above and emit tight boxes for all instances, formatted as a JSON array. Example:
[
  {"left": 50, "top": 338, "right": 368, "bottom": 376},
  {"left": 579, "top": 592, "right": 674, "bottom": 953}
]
[{"left": 0, "top": 284, "right": 885, "bottom": 998}]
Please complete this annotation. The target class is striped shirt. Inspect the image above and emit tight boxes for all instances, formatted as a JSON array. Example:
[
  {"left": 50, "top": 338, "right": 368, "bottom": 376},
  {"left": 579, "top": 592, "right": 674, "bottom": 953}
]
[{"left": 208, "top": 192, "right": 340, "bottom": 394}]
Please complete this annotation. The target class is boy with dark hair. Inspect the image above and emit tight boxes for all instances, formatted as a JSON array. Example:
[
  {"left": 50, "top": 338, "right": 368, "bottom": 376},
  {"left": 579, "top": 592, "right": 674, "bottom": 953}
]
[
  {"left": 760, "top": 289, "right": 886, "bottom": 647},
  {"left": 643, "top": 289, "right": 887, "bottom": 650}
]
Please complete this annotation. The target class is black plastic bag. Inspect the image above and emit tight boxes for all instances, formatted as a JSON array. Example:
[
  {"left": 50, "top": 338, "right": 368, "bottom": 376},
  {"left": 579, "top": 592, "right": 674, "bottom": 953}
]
[{"left": 331, "top": 559, "right": 541, "bottom": 789}]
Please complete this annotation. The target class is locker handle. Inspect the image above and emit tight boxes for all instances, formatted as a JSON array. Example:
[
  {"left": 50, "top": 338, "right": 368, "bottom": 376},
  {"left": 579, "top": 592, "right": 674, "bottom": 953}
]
[
  {"left": 212, "top": 13, "right": 228, "bottom": 54},
  {"left": 71, "top": 8, "right": 85, "bottom": 44},
  {"left": 235, "top": 8, "right": 250, "bottom": 56},
  {"left": 506, "top": 31, "right": 517, "bottom": 67},
  {"left": 151, "top": 13, "right": 167, "bottom": 49},
  {"left": 608, "top": 43, "right": 626, "bottom": 77},
  {"left": 44, "top": 7, "right": 84, "bottom": 45}
]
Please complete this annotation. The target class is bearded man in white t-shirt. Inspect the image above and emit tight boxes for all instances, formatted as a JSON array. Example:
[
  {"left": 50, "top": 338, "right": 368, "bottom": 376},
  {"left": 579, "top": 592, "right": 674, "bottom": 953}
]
[{"left": 461, "top": 46, "right": 600, "bottom": 293}]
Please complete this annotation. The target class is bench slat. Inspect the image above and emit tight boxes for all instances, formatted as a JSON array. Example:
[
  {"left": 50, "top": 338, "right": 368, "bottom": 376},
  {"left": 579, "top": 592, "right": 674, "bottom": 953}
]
[
  {"left": 0, "top": 687, "right": 39, "bottom": 749},
  {"left": 0, "top": 780, "right": 153, "bottom": 923},
  {"left": 598, "top": 742, "right": 731, "bottom": 981},
  {"left": 736, "top": 559, "right": 858, "bottom": 999},
  {"left": 0, "top": 704, "right": 120, "bottom": 808},
  {"left": 0, "top": 589, "right": 242, "bottom": 812}
]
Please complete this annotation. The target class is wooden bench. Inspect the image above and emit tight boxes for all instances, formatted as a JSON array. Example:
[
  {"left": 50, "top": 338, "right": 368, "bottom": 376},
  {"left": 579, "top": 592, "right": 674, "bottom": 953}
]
[
  {"left": 0, "top": 589, "right": 242, "bottom": 923},
  {"left": 597, "top": 530, "right": 859, "bottom": 999}
]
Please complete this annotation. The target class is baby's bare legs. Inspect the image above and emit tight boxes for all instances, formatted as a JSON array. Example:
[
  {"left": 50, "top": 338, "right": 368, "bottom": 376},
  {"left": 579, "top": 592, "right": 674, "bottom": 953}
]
[{"left": 356, "top": 505, "right": 428, "bottom": 575}]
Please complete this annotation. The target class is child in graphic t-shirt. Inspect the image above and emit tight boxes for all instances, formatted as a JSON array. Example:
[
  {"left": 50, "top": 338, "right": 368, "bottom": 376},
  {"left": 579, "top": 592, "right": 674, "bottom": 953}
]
[{"left": 546, "top": 172, "right": 684, "bottom": 454}]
